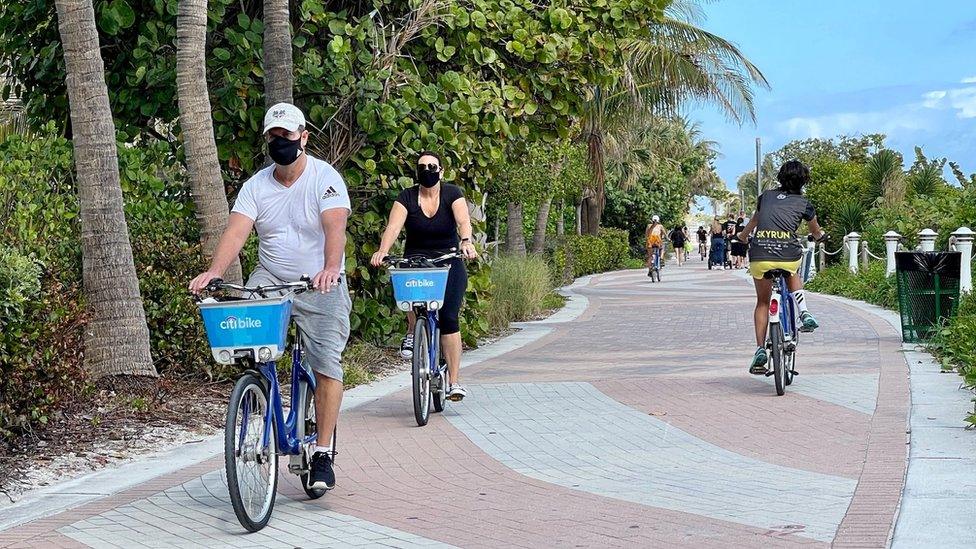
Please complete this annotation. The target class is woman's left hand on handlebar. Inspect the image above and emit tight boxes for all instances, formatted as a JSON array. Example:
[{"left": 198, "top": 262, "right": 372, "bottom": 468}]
[
  {"left": 370, "top": 251, "right": 388, "bottom": 267},
  {"left": 460, "top": 241, "right": 478, "bottom": 259}
]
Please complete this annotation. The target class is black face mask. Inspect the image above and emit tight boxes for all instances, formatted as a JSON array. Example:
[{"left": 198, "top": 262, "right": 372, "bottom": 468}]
[
  {"left": 417, "top": 169, "right": 440, "bottom": 188},
  {"left": 268, "top": 136, "right": 303, "bottom": 166}
]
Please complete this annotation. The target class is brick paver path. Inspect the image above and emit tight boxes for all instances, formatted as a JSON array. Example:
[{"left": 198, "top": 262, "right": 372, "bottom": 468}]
[{"left": 0, "top": 263, "right": 909, "bottom": 548}]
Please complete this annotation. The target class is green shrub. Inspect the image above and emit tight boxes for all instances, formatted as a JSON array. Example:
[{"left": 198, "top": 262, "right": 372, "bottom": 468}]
[
  {"left": 0, "top": 246, "right": 87, "bottom": 436},
  {"left": 599, "top": 227, "right": 629, "bottom": 271},
  {"left": 487, "top": 255, "right": 554, "bottom": 330},
  {"left": 806, "top": 261, "right": 897, "bottom": 310},
  {"left": 932, "top": 294, "right": 976, "bottom": 424}
]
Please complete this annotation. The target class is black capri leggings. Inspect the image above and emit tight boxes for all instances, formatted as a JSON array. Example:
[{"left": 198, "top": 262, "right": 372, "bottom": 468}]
[{"left": 438, "top": 257, "right": 467, "bottom": 335}]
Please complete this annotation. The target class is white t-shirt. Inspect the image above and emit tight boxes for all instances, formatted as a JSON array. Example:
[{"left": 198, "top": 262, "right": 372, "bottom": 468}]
[{"left": 232, "top": 155, "right": 350, "bottom": 282}]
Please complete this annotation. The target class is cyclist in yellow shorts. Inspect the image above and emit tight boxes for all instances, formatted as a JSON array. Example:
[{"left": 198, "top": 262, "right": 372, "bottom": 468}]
[
  {"left": 645, "top": 215, "right": 665, "bottom": 276},
  {"left": 733, "top": 160, "right": 825, "bottom": 374}
]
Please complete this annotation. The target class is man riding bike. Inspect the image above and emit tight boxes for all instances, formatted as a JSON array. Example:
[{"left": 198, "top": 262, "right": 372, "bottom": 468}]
[
  {"left": 189, "top": 103, "right": 351, "bottom": 491},
  {"left": 696, "top": 225, "right": 708, "bottom": 258},
  {"left": 645, "top": 215, "right": 665, "bottom": 276},
  {"left": 733, "top": 160, "right": 825, "bottom": 374}
]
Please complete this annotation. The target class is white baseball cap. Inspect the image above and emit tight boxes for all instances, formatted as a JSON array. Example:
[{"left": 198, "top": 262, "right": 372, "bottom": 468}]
[
  {"left": 262, "top": 102, "right": 306, "bottom": 134},
  {"left": 652, "top": 215, "right": 660, "bottom": 222}
]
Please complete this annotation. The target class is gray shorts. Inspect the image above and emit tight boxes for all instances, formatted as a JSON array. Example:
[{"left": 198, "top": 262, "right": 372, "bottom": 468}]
[{"left": 246, "top": 266, "right": 351, "bottom": 381}]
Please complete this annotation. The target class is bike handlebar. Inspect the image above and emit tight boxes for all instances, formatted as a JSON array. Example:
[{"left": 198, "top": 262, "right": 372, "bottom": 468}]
[
  {"left": 382, "top": 250, "right": 466, "bottom": 268},
  {"left": 197, "top": 276, "right": 313, "bottom": 300}
]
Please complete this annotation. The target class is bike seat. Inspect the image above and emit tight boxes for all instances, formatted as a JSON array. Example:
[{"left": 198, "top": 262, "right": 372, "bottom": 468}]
[{"left": 763, "top": 269, "right": 792, "bottom": 280}]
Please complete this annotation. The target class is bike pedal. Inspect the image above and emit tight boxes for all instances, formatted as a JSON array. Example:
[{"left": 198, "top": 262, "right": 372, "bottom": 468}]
[
  {"left": 764, "top": 370, "right": 774, "bottom": 377},
  {"left": 789, "top": 370, "right": 798, "bottom": 376}
]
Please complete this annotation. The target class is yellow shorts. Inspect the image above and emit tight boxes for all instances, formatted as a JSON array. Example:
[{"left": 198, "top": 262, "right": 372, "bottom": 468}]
[{"left": 749, "top": 259, "right": 802, "bottom": 280}]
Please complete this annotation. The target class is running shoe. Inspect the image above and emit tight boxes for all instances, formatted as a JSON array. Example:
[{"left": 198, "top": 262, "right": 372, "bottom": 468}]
[
  {"left": 310, "top": 451, "right": 336, "bottom": 490},
  {"left": 447, "top": 385, "right": 467, "bottom": 402},
  {"left": 749, "top": 347, "right": 768, "bottom": 375},
  {"left": 799, "top": 311, "right": 820, "bottom": 333}
]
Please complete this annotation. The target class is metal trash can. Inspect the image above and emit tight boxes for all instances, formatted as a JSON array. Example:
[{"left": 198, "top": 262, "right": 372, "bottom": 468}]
[{"left": 895, "top": 251, "right": 962, "bottom": 342}]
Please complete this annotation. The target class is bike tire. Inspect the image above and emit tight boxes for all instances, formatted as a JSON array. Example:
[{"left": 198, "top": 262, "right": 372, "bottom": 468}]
[
  {"left": 298, "top": 385, "right": 328, "bottom": 500},
  {"left": 770, "top": 324, "right": 786, "bottom": 396},
  {"left": 654, "top": 268, "right": 661, "bottom": 282},
  {"left": 785, "top": 326, "right": 798, "bottom": 386},
  {"left": 412, "top": 318, "right": 431, "bottom": 426},
  {"left": 432, "top": 358, "right": 449, "bottom": 413},
  {"left": 225, "top": 373, "right": 278, "bottom": 532}
]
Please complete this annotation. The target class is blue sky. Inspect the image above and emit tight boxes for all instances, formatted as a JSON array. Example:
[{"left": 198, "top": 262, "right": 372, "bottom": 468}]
[{"left": 688, "top": 0, "right": 976, "bottom": 195}]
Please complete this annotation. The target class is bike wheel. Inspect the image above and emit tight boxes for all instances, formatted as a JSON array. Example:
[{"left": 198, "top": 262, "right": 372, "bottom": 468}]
[
  {"left": 225, "top": 374, "right": 278, "bottom": 532},
  {"left": 785, "top": 326, "right": 798, "bottom": 386},
  {"left": 654, "top": 267, "right": 661, "bottom": 282},
  {"left": 432, "top": 358, "right": 449, "bottom": 413},
  {"left": 769, "top": 324, "right": 786, "bottom": 396},
  {"left": 412, "top": 318, "right": 431, "bottom": 426},
  {"left": 298, "top": 385, "right": 328, "bottom": 499}
]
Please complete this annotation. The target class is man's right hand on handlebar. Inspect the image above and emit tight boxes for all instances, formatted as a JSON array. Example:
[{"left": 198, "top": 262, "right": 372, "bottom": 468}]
[{"left": 189, "top": 271, "right": 222, "bottom": 294}]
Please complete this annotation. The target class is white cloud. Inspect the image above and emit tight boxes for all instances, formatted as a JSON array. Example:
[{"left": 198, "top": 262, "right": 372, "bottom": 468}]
[
  {"left": 780, "top": 106, "right": 931, "bottom": 139},
  {"left": 922, "top": 83, "right": 976, "bottom": 118},
  {"left": 962, "top": 76, "right": 976, "bottom": 84}
]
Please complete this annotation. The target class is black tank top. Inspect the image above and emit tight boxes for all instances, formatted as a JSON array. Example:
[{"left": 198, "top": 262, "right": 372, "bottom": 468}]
[{"left": 395, "top": 184, "right": 465, "bottom": 256}]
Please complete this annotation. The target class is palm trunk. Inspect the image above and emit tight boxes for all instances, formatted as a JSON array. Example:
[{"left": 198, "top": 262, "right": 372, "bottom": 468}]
[
  {"left": 531, "top": 196, "right": 551, "bottom": 254},
  {"left": 505, "top": 202, "right": 526, "bottom": 257},
  {"left": 55, "top": 0, "right": 156, "bottom": 378},
  {"left": 177, "top": 0, "right": 242, "bottom": 284},
  {"left": 555, "top": 199, "right": 565, "bottom": 236},
  {"left": 583, "top": 127, "right": 605, "bottom": 236},
  {"left": 263, "top": 0, "right": 294, "bottom": 107}
]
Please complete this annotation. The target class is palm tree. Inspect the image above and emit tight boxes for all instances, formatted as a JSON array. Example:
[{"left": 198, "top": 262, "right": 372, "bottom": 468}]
[
  {"left": 866, "top": 149, "right": 906, "bottom": 207},
  {"left": 54, "top": 0, "right": 156, "bottom": 378},
  {"left": 177, "top": 0, "right": 243, "bottom": 284},
  {"left": 263, "top": 0, "right": 293, "bottom": 107},
  {"left": 579, "top": 0, "right": 769, "bottom": 234}
]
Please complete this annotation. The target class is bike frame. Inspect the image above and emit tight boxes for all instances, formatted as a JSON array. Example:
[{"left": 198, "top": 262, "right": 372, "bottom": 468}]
[
  {"left": 768, "top": 275, "right": 798, "bottom": 343},
  {"left": 653, "top": 246, "right": 662, "bottom": 271},
  {"left": 238, "top": 333, "right": 317, "bottom": 457}
]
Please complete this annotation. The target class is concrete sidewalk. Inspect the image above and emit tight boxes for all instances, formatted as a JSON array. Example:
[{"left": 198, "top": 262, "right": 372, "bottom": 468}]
[{"left": 1, "top": 263, "right": 973, "bottom": 548}]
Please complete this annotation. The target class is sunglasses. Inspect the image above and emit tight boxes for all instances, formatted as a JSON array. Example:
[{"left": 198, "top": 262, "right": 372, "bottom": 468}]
[{"left": 417, "top": 163, "right": 441, "bottom": 172}]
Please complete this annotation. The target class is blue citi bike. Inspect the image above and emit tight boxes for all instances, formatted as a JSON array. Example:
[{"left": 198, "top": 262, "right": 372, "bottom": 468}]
[
  {"left": 383, "top": 251, "right": 464, "bottom": 426},
  {"left": 763, "top": 268, "right": 801, "bottom": 396},
  {"left": 196, "top": 277, "right": 336, "bottom": 532}
]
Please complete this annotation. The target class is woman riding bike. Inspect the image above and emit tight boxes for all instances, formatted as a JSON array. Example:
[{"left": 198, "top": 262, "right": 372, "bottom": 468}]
[
  {"left": 733, "top": 160, "right": 825, "bottom": 374},
  {"left": 645, "top": 215, "right": 665, "bottom": 276},
  {"left": 370, "top": 152, "right": 478, "bottom": 401}
]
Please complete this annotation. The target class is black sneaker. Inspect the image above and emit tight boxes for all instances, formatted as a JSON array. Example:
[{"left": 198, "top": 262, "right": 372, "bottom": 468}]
[
  {"left": 310, "top": 451, "right": 335, "bottom": 490},
  {"left": 400, "top": 334, "right": 414, "bottom": 359}
]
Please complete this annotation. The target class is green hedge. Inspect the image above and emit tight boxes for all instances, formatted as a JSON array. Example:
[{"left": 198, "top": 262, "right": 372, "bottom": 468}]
[
  {"left": 805, "top": 262, "right": 897, "bottom": 310},
  {"left": 546, "top": 228, "right": 630, "bottom": 285}
]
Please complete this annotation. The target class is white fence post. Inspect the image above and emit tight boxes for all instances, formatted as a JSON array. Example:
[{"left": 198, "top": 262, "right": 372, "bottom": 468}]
[
  {"left": 805, "top": 238, "right": 817, "bottom": 281},
  {"left": 884, "top": 231, "right": 901, "bottom": 277},
  {"left": 847, "top": 232, "right": 860, "bottom": 273},
  {"left": 918, "top": 228, "right": 937, "bottom": 252},
  {"left": 952, "top": 227, "right": 974, "bottom": 294}
]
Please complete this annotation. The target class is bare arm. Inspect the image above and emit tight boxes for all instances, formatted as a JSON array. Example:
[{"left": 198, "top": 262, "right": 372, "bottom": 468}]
[
  {"left": 807, "top": 216, "right": 825, "bottom": 241},
  {"left": 735, "top": 212, "right": 759, "bottom": 242},
  {"left": 370, "top": 203, "right": 408, "bottom": 267},
  {"left": 451, "top": 197, "right": 478, "bottom": 258},
  {"left": 189, "top": 213, "right": 253, "bottom": 292},
  {"left": 313, "top": 208, "right": 349, "bottom": 291}
]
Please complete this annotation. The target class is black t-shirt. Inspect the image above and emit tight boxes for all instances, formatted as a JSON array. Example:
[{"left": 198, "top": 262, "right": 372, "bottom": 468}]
[
  {"left": 697, "top": 228, "right": 707, "bottom": 242},
  {"left": 395, "top": 184, "right": 465, "bottom": 256},
  {"left": 722, "top": 220, "right": 737, "bottom": 237},
  {"left": 749, "top": 189, "right": 816, "bottom": 261},
  {"left": 670, "top": 228, "right": 686, "bottom": 245}
]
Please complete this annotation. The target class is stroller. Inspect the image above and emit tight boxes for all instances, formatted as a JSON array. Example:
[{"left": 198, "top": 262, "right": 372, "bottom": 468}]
[{"left": 708, "top": 236, "right": 732, "bottom": 270}]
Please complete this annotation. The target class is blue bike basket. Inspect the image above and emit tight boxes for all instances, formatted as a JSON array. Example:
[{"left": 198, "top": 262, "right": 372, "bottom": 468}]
[
  {"left": 198, "top": 295, "right": 293, "bottom": 363},
  {"left": 390, "top": 267, "right": 450, "bottom": 311}
]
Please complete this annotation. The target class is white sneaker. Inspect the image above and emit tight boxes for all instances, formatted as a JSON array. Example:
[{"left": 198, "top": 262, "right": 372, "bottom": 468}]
[
  {"left": 447, "top": 385, "right": 467, "bottom": 402},
  {"left": 400, "top": 334, "right": 414, "bottom": 359}
]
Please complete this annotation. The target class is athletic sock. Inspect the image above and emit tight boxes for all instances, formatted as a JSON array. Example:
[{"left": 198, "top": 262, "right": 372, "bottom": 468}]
[
  {"left": 314, "top": 445, "right": 332, "bottom": 455},
  {"left": 793, "top": 290, "right": 810, "bottom": 313}
]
